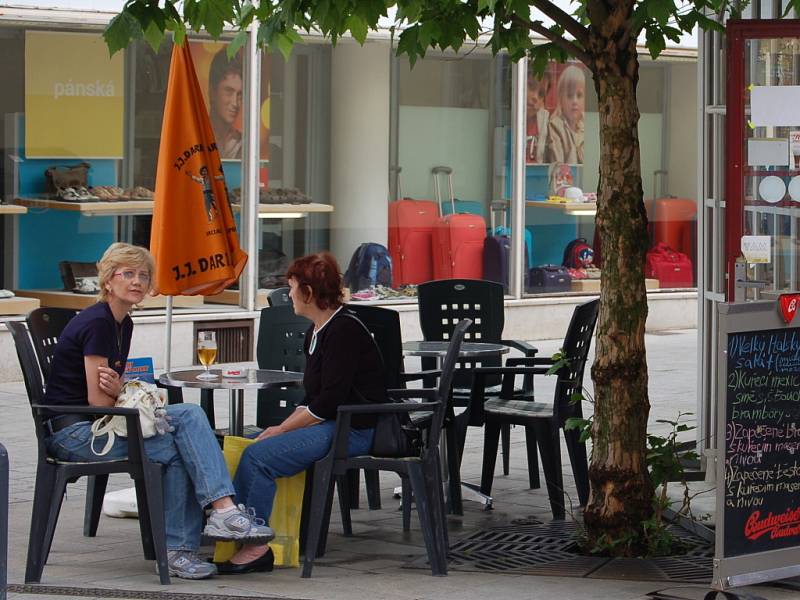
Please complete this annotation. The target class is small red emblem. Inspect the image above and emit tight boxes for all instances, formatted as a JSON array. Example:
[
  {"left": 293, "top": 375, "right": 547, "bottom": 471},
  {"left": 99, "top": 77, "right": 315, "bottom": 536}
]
[{"left": 779, "top": 294, "right": 800, "bottom": 324}]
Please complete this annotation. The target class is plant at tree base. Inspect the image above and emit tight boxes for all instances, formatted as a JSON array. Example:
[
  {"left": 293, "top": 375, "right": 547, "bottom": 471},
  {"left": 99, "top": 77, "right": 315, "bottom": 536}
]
[
  {"left": 102, "top": 0, "right": 800, "bottom": 555},
  {"left": 567, "top": 399, "right": 705, "bottom": 556}
]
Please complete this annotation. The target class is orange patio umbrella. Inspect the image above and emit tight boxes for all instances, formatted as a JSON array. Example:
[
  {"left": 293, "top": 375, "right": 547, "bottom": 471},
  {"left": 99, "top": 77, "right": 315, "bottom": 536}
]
[{"left": 150, "top": 42, "right": 248, "bottom": 370}]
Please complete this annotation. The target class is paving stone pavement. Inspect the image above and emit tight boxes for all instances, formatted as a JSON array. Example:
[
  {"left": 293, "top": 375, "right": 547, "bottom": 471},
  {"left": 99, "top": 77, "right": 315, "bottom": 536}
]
[{"left": 0, "top": 330, "right": 797, "bottom": 600}]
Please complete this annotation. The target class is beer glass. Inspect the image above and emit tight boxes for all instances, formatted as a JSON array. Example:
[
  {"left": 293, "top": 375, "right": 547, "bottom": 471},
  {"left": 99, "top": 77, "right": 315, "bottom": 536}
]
[{"left": 196, "top": 331, "right": 218, "bottom": 379}]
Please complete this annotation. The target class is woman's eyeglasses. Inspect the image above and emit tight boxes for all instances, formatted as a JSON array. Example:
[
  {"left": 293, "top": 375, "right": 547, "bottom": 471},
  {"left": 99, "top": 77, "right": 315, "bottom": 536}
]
[{"left": 114, "top": 270, "right": 152, "bottom": 283}]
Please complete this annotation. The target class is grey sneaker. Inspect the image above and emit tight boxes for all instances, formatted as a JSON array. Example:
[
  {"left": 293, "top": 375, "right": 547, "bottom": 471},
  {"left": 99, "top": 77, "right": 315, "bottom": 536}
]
[
  {"left": 203, "top": 504, "right": 275, "bottom": 543},
  {"left": 158, "top": 550, "right": 217, "bottom": 580}
]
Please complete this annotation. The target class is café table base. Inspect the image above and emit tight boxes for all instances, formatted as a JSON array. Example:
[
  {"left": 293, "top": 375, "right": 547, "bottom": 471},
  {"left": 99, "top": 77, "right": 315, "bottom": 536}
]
[
  {"left": 229, "top": 389, "right": 244, "bottom": 439},
  {"left": 392, "top": 482, "right": 493, "bottom": 510}
]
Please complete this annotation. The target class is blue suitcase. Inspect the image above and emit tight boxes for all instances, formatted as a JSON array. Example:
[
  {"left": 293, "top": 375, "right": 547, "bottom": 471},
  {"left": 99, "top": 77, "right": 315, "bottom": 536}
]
[
  {"left": 483, "top": 201, "right": 529, "bottom": 291},
  {"left": 528, "top": 264, "right": 571, "bottom": 292}
]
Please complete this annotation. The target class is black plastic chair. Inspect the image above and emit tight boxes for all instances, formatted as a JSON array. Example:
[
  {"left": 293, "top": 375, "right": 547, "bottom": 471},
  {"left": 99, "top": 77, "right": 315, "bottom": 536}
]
[
  {"left": 417, "top": 279, "right": 539, "bottom": 507},
  {"left": 267, "top": 286, "right": 291, "bottom": 307},
  {"left": 255, "top": 305, "right": 310, "bottom": 428},
  {"left": 26, "top": 308, "right": 77, "bottom": 381},
  {"left": 473, "top": 299, "right": 599, "bottom": 519},
  {"left": 8, "top": 321, "right": 170, "bottom": 584},
  {"left": 301, "top": 318, "right": 471, "bottom": 578}
]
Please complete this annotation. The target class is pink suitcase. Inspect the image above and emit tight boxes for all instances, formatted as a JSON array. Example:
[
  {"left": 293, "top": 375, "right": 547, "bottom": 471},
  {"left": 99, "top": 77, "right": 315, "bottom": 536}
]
[
  {"left": 388, "top": 198, "right": 438, "bottom": 286},
  {"left": 430, "top": 166, "right": 486, "bottom": 280}
]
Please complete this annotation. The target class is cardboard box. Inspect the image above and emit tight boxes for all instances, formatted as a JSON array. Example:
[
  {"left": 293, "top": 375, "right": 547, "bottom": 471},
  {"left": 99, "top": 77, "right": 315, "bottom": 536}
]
[{"left": 570, "top": 279, "right": 659, "bottom": 293}]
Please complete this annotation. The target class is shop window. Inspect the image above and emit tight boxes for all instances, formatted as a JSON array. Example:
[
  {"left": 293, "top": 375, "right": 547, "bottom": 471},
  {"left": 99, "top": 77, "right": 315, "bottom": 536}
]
[
  {"left": 522, "top": 59, "right": 698, "bottom": 296},
  {"left": 379, "top": 51, "right": 511, "bottom": 302}
]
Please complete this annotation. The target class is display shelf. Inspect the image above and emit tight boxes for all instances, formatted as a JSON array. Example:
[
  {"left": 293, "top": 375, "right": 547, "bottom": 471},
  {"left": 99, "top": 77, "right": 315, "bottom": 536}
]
[
  {"left": 0, "top": 296, "right": 40, "bottom": 315},
  {"left": 0, "top": 204, "right": 27, "bottom": 215},
  {"left": 232, "top": 202, "right": 334, "bottom": 215},
  {"left": 206, "top": 288, "right": 268, "bottom": 307},
  {"left": 14, "top": 290, "right": 203, "bottom": 310},
  {"left": 526, "top": 200, "right": 597, "bottom": 215},
  {"left": 14, "top": 197, "right": 153, "bottom": 216},
  {"left": 570, "top": 278, "right": 659, "bottom": 293}
]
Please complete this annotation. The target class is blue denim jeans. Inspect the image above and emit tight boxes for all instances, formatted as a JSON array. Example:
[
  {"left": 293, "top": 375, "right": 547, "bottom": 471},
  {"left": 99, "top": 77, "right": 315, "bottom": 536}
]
[
  {"left": 233, "top": 421, "right": 374, "bottom": 523},
  {"left": 45, "top": 403, "right": 235, "bottom": 552}
]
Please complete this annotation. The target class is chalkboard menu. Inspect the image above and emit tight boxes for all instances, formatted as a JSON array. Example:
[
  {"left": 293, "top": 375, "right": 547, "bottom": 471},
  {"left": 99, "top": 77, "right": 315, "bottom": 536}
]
[{"left": 724, "top": 327, "right": 800, "bottom": 557}]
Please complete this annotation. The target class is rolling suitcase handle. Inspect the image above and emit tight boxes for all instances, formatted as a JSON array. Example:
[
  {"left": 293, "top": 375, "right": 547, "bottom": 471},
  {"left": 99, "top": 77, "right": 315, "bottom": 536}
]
[
  {"left": 490, "top": 200, "right": 509, "bottom": 231},
  {"left": 390, "top": 165, "right": 403, "bottom": 201},
  {"left": 653, "top": 169, "right": 669, "bottom": 200},
  {"left": 432, "top": 166, "right": 455, "bottom": 214}
]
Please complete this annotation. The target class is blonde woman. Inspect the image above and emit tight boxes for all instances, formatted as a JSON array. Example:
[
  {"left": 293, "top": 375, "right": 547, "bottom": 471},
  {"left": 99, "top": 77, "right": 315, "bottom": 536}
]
[
  {"left": 545, "top": 65, "right": 586, "bottom": 165},
  {"left": 43, "top": 243, "right": 271, "bottom": 580}
]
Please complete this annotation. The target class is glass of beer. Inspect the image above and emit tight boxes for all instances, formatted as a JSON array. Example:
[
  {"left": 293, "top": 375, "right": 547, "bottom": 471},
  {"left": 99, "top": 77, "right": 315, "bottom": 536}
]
[{"left": 196, "top": 331, "right": 218, "bottom": 380}]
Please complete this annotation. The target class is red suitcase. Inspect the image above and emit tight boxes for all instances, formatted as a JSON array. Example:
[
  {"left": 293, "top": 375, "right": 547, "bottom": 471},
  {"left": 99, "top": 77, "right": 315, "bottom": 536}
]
[
  {"left": 430, "top": 166, "right": 486, "bottom": 280},
  {"left": 645, "top": 243, "right": 693, "bottom": 288},
  {"left": 388, "top": 198, "right": 438, "bottom": 286}
]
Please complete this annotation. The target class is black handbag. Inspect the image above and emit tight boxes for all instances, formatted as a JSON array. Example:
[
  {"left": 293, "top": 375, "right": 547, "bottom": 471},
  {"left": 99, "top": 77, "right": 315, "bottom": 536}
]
[{"left": 371, "top": 410, "right": 416, "bottom": 458}]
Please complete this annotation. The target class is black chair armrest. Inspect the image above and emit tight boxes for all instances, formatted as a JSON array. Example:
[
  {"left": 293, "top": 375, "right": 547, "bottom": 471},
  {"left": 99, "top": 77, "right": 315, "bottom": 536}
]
[
  {"left": 506, "top": 356, "right": 555, "bottom": 367},
  {"left": 33, "top": 404, "right": 138, "bottom": 417},
  {"left": 34, "top": 404, "right": 148, "bottom": 463},
  {"left": 501, "top": 339, "right": 538, "bottom": 357},
  {"left": 386, "top": 388, "right": 439, "bottom": 401},
  {"left": 336, "top": 401, "right": 439, "bottom": 415},
  {"left": 330, "top": 401, "right": 440, "bottom": 459},
  {"left": 400, "top": 369, "right": 441, "bottom": 383},
  {"left": 472, "top": 366, "right": 549, "bottom": 377}
]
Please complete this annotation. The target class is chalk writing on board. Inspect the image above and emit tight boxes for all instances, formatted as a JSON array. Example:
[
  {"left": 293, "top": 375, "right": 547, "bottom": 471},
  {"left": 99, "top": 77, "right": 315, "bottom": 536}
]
[{"left": 725, "top": 328, "right": 800, "bottom": 556}]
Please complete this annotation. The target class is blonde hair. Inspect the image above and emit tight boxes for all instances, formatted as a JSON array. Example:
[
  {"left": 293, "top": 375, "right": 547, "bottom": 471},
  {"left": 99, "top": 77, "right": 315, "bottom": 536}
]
[
  {"left": 554, "top": 65, "right": 585, "bottom": 123},
  {"left": 97, "top": 243, "right": 155, "bottom": 302}
]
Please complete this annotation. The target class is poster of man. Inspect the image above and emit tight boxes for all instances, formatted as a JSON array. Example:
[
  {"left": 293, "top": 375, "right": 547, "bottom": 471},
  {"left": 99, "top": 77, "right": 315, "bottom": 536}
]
[
  {"left": 526, "top": 62, "right": 586, "bottom": 165},
  {"left": 188, "top": 41, "right": 271, "bottom": 162}
]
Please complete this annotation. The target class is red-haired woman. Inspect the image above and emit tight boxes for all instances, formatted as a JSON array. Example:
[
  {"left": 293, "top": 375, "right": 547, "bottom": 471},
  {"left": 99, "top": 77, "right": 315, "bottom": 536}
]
[{"left": 217, "top": 252, "right": 386, "bottom": 574}]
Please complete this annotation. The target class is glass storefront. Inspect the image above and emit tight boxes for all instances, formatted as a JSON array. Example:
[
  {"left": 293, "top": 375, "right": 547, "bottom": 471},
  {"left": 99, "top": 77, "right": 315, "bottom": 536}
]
[{"left": 0, "top": 13, "right": 699, "bottom": 318}]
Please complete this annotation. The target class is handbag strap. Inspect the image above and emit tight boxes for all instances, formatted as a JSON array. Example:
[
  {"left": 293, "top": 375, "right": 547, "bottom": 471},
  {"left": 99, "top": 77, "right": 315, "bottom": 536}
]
[
  {"left": 90, "top": 416, "right": 117, "bottom": 456},
  {"left": 336, "top": 310, "right": 392, "bottom": 407}
]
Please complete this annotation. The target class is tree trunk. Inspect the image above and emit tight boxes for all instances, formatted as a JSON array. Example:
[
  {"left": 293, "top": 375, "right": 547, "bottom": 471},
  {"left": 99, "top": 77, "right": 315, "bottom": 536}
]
[{"left": 583, "top": 39, "right": 654, "bottom": 554}]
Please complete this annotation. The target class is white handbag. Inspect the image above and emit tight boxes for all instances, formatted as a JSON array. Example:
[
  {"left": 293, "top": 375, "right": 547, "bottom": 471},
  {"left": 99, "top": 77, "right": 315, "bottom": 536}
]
[{"left": 90, "top": 380, "right": 167, "bottom": 456}]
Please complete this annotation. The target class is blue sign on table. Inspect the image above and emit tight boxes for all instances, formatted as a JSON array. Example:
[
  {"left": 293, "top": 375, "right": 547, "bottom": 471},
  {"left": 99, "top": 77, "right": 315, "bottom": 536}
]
[{"left": 124, "top": 357, "right": 155, "bottom": 383}]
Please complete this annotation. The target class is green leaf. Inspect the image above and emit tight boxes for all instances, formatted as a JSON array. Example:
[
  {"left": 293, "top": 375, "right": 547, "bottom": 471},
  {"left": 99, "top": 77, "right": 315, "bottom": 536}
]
[
  {"left": 103, "top": 11, "right": 141, "bottom": 57},
  {"left": 345, "top": 15, "right": 369, "bottom": 44},
  {"left": 417, "top": 20, "right": 440, "bottom": 49},
  {"left": 228, "top": 30, "right": 248, "bottom": 58},
  {"left": 478, "top": 0, "right": 497, "bottom": 12},
  {"left": 644, "top": 24, "right": 667, "bottom": 60},
  {"left": 143, "top": 20, "right": 165, "bottom": 53},
  {"left": 275, "top": 31, "right": 295, "bottom": 61},
  {"left": 196, "top": 0, "right": 233, "bottom": 38}
]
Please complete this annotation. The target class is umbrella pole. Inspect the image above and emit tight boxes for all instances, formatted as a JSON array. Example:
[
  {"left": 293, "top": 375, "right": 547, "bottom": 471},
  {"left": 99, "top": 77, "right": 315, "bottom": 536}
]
[{"left": 164, "top": 295, "right": 174, "bottom": 373}]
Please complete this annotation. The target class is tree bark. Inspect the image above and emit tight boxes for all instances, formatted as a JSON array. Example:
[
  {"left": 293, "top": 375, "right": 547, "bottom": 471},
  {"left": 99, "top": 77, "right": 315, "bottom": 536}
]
[{"left": 583, "top": 32, "right": 654, "bottom": 554}]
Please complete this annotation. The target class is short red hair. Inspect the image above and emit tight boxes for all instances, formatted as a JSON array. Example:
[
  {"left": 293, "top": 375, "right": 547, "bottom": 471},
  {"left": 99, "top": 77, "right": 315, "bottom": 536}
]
[{"left": 286, "top": 252, "right": 344, "bottom": 310}]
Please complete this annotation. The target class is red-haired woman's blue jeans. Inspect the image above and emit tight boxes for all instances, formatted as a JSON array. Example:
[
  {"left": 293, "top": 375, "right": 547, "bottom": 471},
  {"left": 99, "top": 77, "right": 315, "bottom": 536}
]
[{"left": 233, "top": 421, "right": 374, "bottom": 523}]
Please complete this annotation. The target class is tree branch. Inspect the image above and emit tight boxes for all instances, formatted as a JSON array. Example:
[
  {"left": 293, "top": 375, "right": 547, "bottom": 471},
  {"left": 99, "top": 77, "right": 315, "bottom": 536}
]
[
  {"left": 528, "top": 0, "right": 590, "bottom": 47},
  {"left": 511, "top": 14, "right": 593, "bottom": 66}
]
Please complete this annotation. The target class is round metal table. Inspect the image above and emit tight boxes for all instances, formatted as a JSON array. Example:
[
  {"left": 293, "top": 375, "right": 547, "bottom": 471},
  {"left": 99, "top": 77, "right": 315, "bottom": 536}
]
[
  {"left": 402, "top": 340, "right": 510, "bottom": 359},
  {"left": 159, "top": 369, "right": 304, "bottom": 437}
]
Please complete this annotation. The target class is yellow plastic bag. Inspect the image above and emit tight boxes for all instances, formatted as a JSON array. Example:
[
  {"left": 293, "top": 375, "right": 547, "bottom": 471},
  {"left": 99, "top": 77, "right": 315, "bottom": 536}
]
[{"left": 212, "top": 435, "right": 306, "bottom": 568}]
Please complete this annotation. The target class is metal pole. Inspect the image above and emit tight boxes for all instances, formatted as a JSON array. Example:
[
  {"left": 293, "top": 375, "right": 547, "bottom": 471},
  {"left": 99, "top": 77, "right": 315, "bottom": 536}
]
[
  {"left": 0, "top": 443, "right": 8, "bottom": 600},
  {"left": 164, "top": 296, "right": 173, "bottom": 373},
  {"left": 509, "top": 57, "right": 527, "bottom": 299}
]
